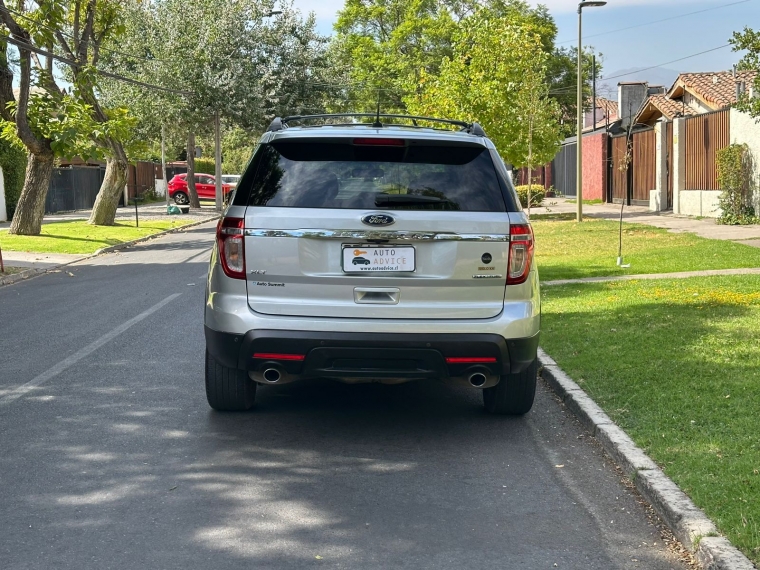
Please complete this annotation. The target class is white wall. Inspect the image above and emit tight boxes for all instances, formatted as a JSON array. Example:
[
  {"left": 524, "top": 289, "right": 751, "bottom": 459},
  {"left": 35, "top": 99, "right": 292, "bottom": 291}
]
[
  {"left": 155, "top": 178, "right": 167, "bottom": 198},
  {"left": 678, "top": 190, "right": 722, "bottom": 217},
  {"left": 730, "top": 108, "right": 760, "bottom": 215}
]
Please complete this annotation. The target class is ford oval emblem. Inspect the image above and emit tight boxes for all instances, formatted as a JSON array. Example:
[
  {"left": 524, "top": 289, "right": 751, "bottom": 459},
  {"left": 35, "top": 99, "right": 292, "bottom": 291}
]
[{"left": 361, "top": 214, "right": 395, "bottom": 226}]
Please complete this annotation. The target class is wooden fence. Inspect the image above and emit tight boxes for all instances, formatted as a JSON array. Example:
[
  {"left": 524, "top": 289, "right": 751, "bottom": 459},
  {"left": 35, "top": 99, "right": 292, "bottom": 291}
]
[
  {"left": 610, "top": 135, "right": 628, "bottom": 202},
  {"left": 666, "top": 121, "right": 673, "bottom": 209},
  {"left": 126, "top": 161, "right": 163, "bottom": 199},
  {"left": 685, "top": 108, "right": 730, "bottom": 190},
  {"left": 513, "top": 164, "right": 552, "bottom": 188},
  {"left": 631, "top": 128, "right": 656, "bottom": 204}
]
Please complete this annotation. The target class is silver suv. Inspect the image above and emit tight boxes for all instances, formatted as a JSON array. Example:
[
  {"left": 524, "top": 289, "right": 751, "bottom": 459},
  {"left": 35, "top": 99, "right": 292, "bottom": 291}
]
[{"left": 204, "top": 114, "right": 540, "bottom": 414}]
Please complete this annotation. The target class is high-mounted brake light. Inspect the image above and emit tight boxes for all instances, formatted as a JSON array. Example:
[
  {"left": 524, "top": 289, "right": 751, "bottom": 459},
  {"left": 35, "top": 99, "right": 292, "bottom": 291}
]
[
  {"left": 506, "top": 223, "right": 534, "bottom": 285},
  {"left": 217, "top": 217, "right": 245, "bottom": 280},
  {"left": 353, "top": 138, "right": 405, "bottom": 146}
]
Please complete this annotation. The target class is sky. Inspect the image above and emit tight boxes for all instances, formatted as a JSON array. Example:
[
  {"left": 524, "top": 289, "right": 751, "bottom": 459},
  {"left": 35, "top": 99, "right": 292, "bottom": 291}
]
[{"left": 290, "top": 0, "right": 759, "bottom": 97}]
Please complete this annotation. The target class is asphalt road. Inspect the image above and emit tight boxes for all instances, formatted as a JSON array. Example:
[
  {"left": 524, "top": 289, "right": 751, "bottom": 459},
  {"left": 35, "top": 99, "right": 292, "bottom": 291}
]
[{"left": 0, "top": 223, "right": 689, "bottom": 570}]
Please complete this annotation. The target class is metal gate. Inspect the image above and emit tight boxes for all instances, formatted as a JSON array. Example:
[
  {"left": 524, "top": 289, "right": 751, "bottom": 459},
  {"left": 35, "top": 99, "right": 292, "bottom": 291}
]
[
  {"left": 46, "top": 166, "right": 108, "bottom": 214},
  {"left": 551, "top": 142, "right": 577, "bottom": 198}
]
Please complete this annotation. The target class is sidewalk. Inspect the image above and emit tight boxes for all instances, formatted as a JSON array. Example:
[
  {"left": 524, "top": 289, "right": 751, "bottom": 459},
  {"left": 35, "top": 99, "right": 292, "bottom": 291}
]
[
  {"left": 0, "top": 202, "right": 219, "bottom": 230},
  {"left": 1, "top": 203, "right": 219, "bottom": 275},
  {"left": 529, "top": 198, "right": 760, "bottom": 245}
]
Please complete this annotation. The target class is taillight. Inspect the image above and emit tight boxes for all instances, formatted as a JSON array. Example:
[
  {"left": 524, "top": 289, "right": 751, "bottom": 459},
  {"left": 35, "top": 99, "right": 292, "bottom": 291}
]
[
  {"left": 507, "top": 223, "right": 534, "bottom": 285},
  {"left": 217, "top": 217, "right": 245, "bottom": 279}
]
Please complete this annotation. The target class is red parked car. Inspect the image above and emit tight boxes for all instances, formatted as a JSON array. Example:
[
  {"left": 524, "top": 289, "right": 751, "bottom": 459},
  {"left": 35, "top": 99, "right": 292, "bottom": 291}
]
[{"left": 168, "top": 173, "right": 234, "bottom": 205}]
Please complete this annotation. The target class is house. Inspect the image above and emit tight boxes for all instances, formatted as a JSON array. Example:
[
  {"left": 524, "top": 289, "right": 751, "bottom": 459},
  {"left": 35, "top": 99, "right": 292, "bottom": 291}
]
[
  {"left": 633, "top": 70, "right": 757, "bottom": 127},
  {"left": 583, "top": 97, "right": 618, "bottom": 132}
]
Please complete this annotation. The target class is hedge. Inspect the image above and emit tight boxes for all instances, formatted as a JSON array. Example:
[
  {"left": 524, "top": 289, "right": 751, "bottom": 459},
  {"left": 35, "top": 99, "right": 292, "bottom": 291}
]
[
  {"left": 194, "top": 157, "right": 215, "bottom": 175},
  {"left": 0, "top": 136, "right": 28, "bottom": 220},
  {"left": 514, "top": 184, "right": 545, "bottom": 208}
]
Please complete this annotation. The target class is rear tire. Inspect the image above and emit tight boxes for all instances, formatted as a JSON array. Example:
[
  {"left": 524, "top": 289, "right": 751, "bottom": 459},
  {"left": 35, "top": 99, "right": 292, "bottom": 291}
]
[
  {"left": 483, "top": 358, "right": 538, "bottom": 415},
  {"left": 205, "top": 349, "right": 256, "bottom": 411}
]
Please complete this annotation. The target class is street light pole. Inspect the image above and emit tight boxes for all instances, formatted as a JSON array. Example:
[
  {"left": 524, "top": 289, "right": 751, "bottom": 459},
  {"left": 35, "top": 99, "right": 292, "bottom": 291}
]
[
  {"left": 576, "top": 0, "right": 606, "bottom": 223},
  {"left": 214, "top": 110, "right": 222, "bottom": 212}
]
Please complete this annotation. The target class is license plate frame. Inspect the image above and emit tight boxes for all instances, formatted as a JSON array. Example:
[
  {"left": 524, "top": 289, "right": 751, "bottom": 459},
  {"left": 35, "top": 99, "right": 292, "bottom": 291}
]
[{"left": 341, "top": 244, "right": 416, "bottom": 273}]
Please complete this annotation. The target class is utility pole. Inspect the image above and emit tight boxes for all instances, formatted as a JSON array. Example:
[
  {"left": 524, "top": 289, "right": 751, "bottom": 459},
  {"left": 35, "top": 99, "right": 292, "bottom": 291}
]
[
  {"left": 592, "top": 55, "right": 597, "bottom": 128},
  {"left": 214, "top": 110, "right": 222, "bottom": 211},
  {"left": 576, "top": 1, "right": 607, "bottom": 222}
]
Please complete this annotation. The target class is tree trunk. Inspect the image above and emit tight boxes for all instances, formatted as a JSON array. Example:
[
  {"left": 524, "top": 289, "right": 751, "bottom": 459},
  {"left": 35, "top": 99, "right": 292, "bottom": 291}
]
[
  {"left": 8, "top": 150, "right": 55, "bottom": 236},
  {"left": 186, "top": 132, "right": 200, "bottom": 208},
  {"left": 88, "top": 141, "right": 129, "bottom": 226}
]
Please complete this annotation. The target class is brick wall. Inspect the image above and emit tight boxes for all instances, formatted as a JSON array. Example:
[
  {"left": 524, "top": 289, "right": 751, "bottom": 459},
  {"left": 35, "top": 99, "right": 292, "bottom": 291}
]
[{"left": 582, "top": 132, "right": 608, "bottom": 201}]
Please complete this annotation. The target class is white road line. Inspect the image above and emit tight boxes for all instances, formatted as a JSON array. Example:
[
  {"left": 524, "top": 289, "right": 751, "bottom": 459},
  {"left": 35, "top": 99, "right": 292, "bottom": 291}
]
[{"left": 0, "top": 293, "right": 182, "bottom": 406}]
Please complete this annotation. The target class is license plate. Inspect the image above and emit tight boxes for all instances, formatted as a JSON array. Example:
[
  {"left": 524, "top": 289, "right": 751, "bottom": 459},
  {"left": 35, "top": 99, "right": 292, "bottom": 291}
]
[{"left": 342, "top": 245, "right": 416, "bottom": 273}]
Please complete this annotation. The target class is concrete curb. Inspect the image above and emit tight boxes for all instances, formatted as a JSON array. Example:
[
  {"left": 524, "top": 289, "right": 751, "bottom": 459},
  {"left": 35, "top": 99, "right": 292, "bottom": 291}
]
[
  {"left": 538, "top": 348, "right": 756, "bottom": 570},
  {"left": 93, "top": 215, "right": 218, "bottom": 254},
  {"left": 0, "top": 216, "right": 218, "bottom": 288}
]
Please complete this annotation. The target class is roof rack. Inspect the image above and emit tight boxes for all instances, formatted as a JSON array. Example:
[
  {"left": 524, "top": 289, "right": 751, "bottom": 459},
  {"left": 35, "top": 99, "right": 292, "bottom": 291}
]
[{"left": 266, "top": 113, "right": 486, "bottom": 136}]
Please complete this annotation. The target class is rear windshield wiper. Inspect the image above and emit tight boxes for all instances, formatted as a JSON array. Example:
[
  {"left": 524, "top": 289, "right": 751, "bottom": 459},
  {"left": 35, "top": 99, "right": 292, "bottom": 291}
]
[{"left": 375, "top": 194, "right": 456, "bottom": 206}]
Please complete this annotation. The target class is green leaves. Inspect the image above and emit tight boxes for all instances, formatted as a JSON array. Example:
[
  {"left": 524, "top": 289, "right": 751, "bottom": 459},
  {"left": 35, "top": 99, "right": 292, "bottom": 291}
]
[
  {"left": 731, "top": 27, "right": 760, "bottom": 119},
  {"left": 716, "top": 144, "right": 758, "bottom": 225},
  {"left": 404, "top": 9, "right": 562, "bottom": 167},
  {"left": 97, "top": 0, "right": 331, "bottom": 150},
  {"left": 2, "top": 92, "right": 101, "bottom": 160}
]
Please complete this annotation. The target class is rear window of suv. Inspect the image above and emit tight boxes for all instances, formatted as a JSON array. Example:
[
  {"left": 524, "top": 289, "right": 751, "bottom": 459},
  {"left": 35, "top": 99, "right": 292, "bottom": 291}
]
[{"left": 240, "top": 140, "right": 510, "bottom": 212}]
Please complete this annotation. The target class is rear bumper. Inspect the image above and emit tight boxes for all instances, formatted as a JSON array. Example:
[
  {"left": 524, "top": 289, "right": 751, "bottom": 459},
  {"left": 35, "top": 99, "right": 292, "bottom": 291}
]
[{"left": 205, "top": 327, "right": 539, "bottom": 388}]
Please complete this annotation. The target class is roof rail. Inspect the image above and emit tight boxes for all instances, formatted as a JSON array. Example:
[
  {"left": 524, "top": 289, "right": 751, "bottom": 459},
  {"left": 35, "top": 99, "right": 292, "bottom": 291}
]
[
  {"left": 267, "top": 113, "right": 487, "bottom": 136},
  {"left": 267, "top": 117, "right": 284, "bottom": 132}
]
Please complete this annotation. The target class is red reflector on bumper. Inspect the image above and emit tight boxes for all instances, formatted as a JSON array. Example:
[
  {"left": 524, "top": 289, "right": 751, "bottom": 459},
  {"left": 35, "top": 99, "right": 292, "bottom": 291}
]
[
  {"left": 445, "top": 357, "right": 497, "bottom": 364},
  {"left": 253, "top": 353, "right": 306, "bottom": 361}
]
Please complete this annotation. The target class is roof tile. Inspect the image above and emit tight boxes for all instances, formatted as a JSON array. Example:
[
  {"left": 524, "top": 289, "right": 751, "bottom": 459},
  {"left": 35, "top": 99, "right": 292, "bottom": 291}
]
[{"left": 675, "top": 70, "right": 757, "bottom": 107}]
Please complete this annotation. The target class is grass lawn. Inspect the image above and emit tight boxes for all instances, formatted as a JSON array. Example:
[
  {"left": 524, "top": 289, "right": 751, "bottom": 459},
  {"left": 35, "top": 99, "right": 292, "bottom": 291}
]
[
  {"left": 532, "top": 218, "right": 760, "bottom": 282},
  {"left": 564, "top": 198, "right": 604, "bottom": 205},
  {"left": 0, "top": 219, "right": 194, "bottom": 254},
  {"left": 541, "top": 275, "right": 760, "bottom": 564}
]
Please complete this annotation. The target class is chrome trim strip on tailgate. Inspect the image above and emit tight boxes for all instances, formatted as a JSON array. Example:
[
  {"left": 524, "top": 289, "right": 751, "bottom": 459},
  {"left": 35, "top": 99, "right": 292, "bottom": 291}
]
[{"left": 244, "top": 229, "right": 510, "bottom": 242}]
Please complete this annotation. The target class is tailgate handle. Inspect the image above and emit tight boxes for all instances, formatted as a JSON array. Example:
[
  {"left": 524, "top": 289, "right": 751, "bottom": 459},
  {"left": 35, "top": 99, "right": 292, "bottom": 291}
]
[{"left": 354, "top": 287, "right": 400, "bottom": 305}]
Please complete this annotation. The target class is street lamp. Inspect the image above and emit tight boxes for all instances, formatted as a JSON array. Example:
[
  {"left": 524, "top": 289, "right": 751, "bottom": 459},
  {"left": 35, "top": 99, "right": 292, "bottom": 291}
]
[{"left": 576, "top": 0, "right": 606, "bottom": 222}]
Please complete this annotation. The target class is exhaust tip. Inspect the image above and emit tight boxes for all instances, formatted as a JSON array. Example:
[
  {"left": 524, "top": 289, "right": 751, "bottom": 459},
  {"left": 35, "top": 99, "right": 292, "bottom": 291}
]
[
  {"left": 468, "top": 372, "right": 487, "bottom": 387},
  {"left": 263, "top": 368, "right": 281, "bottom": 383}
]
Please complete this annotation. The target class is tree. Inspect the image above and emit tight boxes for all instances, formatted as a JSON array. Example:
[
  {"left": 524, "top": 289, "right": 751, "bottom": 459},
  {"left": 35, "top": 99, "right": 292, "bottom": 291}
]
[
  {"left": 51, "top": 0, "right": 138, "bottom": 226},
  {"left": 98, "top": 0, "right": 332, "bottom": 208},
  {"left": 0, "top": 1, "right": 102, "bottom": 235},
  {"left": 333, "top": 0, "right": 457, "bottom": 112},
  {"left": 332, "top": 0, "right": 598, "bottom": 128},
  {"left": 405, "top": 10, "right": 561, "bottom": 168},
  {"left": 731, "top": 27, "right": 760, "bottom": 117}
]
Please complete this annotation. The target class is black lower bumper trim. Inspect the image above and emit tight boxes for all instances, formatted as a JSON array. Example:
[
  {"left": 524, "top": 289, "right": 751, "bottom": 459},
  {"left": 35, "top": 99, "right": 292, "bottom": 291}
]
[{"left": 205, "top": 327, "right": 540, "bottom": 381}]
